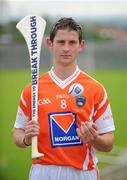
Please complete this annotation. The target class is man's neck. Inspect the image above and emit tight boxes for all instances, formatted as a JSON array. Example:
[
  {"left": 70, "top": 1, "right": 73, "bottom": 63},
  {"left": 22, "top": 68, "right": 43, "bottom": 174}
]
[{"left": 52, "top": 64, "right": 78, "bottom": 80}]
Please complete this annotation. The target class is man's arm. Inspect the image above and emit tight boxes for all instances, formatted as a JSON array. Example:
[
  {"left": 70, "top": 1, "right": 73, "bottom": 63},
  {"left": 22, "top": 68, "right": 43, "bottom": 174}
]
[
  {"left": 76, "top": 121, "right": 114, "bottom": 152},
  {"left": 12, "top": 120, "right": 40, "bottom": 148},
  {"left": 90, "top": 132, "right": 114, "bottom": 152},
  {"left": 12, "top": 128, "right": 27, "bottom": 148}
]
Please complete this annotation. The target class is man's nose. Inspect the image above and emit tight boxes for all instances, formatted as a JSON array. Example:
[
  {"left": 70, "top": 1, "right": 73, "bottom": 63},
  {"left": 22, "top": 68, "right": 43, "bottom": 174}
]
[{"left": 63, "top": 43, "right": 70, "bottom": 52}]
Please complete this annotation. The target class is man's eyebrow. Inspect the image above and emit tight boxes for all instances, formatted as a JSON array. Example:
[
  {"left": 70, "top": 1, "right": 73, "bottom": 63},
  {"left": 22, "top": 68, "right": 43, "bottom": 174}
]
[
  {"left": 56, "top": 40, "right": 65, "bottom": 43},
  {"left": 57, "top": 40, "right": 65, "bottom": 41},
  {"left": 69, "top": 40, "right": 77, "bottom": 42}
]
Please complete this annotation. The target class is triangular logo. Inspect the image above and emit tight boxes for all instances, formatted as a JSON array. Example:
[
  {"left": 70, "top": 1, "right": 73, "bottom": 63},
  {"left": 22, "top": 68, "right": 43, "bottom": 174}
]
[{"left": 52, "top": 113, "right": 74, "bottom": 133}]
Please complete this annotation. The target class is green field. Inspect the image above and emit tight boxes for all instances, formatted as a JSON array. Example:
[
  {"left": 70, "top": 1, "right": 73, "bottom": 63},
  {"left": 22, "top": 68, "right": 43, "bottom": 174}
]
[{"left": 0, "top": 69, "right": 127, "bottom": 180}]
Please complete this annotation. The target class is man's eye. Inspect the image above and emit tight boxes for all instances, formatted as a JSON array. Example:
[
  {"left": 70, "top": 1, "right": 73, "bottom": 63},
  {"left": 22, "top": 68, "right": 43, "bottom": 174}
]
[
  {"left": 57, "top": 41, "right": 65, "bottom": 44},
  {"left": 70, "top": 41, "right": 77, "bottom": 45}
]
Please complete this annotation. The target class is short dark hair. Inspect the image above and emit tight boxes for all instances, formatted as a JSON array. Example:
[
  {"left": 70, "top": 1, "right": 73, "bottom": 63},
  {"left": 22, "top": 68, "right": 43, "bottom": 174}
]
[{"left": 50, "top": 17, "right": 83, "bottom": 42}]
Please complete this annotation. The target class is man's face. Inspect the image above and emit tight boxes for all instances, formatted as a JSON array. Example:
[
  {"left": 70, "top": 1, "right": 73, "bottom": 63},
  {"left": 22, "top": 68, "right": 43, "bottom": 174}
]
[{"left": 47, "top": 29, "right": 84, "bottom": 66}]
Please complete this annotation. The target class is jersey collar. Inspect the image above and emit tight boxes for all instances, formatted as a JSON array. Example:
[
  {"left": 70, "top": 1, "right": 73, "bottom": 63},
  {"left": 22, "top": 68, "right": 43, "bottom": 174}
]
[{"left": 48, "top": 66, "right": 80, "bottom": 89}]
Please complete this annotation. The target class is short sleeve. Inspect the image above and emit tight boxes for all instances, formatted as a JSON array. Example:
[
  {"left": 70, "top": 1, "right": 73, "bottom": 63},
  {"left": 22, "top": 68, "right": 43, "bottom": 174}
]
[
  {"left": 93, "top": 85, "right": 115, "bottom": 134},
  {"left": 14, "top": 85, "right": 31, "bottom": 128}
]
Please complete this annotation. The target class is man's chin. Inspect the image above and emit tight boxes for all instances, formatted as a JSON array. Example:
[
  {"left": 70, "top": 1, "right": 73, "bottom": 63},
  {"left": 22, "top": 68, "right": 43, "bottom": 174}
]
[{"left": 59, "top": 60, "right": 73, "bottom": 66}]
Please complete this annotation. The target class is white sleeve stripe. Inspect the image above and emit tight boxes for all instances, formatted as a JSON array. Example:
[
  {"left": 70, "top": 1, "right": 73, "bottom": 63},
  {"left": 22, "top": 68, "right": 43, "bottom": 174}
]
[
  {"left": 94, "top": 90, "right": 107, "bottom": 116},
  {"left": 21, "top": 93, "right": 26, "bottom": 107},
  {"left": 98, "top": 89, "right": 107, "bottom": 109},
  {"left": 89, "top": 105, "right": 94, "bottom": 122}
]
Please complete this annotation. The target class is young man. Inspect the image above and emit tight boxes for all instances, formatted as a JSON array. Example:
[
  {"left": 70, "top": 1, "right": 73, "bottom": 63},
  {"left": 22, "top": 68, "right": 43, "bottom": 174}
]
[{"left": 12, "top": 17, "right": 115, "bottom": 180}]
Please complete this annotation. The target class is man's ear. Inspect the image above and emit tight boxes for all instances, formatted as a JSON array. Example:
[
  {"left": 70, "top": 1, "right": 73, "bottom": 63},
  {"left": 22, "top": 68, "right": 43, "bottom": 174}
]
[
  {"left": 79, "top": 40, "right": 85, "bottom": 52},
  {"left": 46, "top": 37, "right": 53, "bottom": 48}
]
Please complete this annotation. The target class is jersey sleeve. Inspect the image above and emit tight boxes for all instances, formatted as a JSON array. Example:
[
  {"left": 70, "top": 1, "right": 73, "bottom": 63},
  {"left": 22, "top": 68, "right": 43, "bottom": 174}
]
[
  {"left": 14, "top": 85, "right": 31, "bottom": 129},
  {"left": 93, "top": 84, "right": 115, "bottom": 134}
]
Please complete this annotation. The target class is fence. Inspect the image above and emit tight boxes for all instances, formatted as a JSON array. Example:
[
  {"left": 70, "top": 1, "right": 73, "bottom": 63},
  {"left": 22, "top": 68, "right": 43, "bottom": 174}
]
[{"left": 0, "top": 40, "right": 127, "bottom": 70}]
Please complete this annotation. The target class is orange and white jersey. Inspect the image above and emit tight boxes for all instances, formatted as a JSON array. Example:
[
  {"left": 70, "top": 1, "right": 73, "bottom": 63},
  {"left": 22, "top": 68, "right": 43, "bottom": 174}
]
[{"left": 14, "top": 66, "right": 115, "bottom": 170}]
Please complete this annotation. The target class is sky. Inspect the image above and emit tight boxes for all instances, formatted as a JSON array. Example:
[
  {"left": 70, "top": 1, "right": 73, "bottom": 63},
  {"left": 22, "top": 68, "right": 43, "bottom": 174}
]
[{"left": 1, "top": 0, "right": 127, "bottom": 22}]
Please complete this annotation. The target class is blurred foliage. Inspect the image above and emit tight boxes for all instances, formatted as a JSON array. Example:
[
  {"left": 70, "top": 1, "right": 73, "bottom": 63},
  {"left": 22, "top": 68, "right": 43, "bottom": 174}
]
[
  {"left": 0, "top": 15, "right": 127, "bottom": 43},
  {"left": 0, "top": 24, "right": 5, "bottom": 34}
]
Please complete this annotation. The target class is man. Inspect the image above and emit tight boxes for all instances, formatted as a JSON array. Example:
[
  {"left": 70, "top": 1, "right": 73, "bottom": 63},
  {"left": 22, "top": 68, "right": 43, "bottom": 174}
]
[{"left": 12, "top": 17, "right": 115, "bottom": 180}]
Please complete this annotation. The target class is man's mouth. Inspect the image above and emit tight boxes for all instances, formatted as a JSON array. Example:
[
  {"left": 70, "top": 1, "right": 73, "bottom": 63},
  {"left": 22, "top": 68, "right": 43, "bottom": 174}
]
[{"left": 61, "top": 55, "right": 71, "bottom": 58}]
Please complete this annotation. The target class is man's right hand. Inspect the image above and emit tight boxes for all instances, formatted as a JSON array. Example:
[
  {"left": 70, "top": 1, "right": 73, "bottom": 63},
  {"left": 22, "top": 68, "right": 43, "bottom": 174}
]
[{"left": 23, "top": 120, "right": 40, "bottom": 146}]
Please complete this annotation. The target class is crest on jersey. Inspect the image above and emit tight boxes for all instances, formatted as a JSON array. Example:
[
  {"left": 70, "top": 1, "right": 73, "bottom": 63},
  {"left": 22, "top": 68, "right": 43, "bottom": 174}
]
[
  {"left": 76, "top": 96, "right": 86, "bottom": 107},
  {"left": 48, "top": 111, "right": 82, "bottom": 147}
]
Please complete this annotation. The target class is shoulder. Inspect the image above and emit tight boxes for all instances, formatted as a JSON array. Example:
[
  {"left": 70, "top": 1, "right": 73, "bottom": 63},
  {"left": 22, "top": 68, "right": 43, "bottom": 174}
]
[
  {"left": 39, "top": 71, "right": 50, "bottom": 83},
  {"left": 23, "top": 71, "right": 49, "bottom": 90},
  {"left": 78, "top": 71, "right": 107, "bottom": 104},
  {"left": 21, "top": 83, "right": 31, "bottom": 101},
  {"left": 79, "top": 71, "right": 105, "bottom": 91}
]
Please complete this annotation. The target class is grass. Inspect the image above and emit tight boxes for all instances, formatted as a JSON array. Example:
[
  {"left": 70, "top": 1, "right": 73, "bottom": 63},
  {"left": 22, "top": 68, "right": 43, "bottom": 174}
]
[
  {"left": 0, "top": 70, "right": 31, "bottom": 180},
  {"left": 93, "top": 69, "right": 127, "bottom": 147},
  {"left": 0, "top": 69, "right": 127, "bottom": 180}
]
